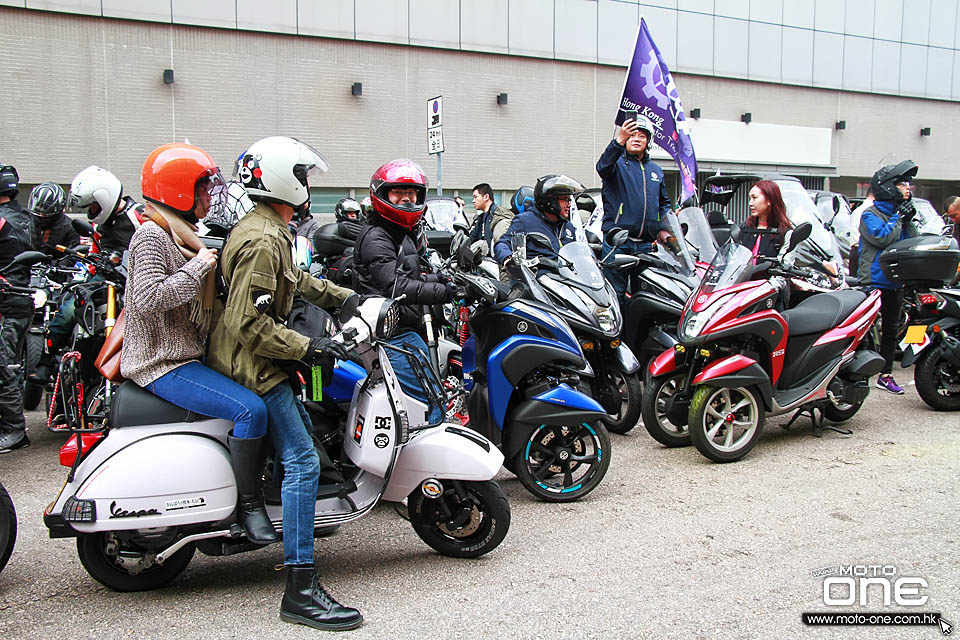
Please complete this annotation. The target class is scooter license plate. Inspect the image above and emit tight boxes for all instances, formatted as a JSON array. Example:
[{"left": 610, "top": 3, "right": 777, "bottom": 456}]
[{"left": 903, "top": 325, "right": 928, "bottom": 344}]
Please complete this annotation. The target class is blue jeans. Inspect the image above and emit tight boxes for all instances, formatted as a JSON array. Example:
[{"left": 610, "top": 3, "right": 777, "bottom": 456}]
[
  {"left": 386, "top": 331, "right": 443, "bottom": 424},
  {"left": 601, "top": 239, "right": 653, "bottom": 302},
  {"left": 261, "top": 383, "right": 320, "bottom": 566},
  {"left": 146, "top": 361, "right": 267, "bottom": 438}
]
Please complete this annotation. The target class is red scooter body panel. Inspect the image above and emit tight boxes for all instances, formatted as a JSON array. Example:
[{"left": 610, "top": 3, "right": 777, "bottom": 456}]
[
  {"left": 692, "top": 354, "right": 758, "bottom": 385},
  {"left": 649, "top": 348, "right": 678, "bottom": 377},
  {"left": 813, "top": 290, "right": 882, "bottom": 355}
]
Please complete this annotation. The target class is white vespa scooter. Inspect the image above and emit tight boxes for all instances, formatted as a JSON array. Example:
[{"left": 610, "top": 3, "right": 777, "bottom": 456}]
[{"left": 44, "top": 296, "right": 509, "bottom": 592}]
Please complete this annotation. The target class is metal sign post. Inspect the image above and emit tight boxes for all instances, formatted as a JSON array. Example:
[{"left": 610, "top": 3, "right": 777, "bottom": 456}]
[{"left": 427, "top": 96, "right": 444, "bottom": 195}]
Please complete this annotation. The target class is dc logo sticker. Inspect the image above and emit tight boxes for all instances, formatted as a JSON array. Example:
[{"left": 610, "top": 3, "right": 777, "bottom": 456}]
[
  {"left": 374, "top": 434, "right": 389, "bottom": 448},
  {"left": 697, "top": 294, "right": 707, "bottom": 304},
  {"left": 517, "top": 321, "right": 528, "bottom": 333}
]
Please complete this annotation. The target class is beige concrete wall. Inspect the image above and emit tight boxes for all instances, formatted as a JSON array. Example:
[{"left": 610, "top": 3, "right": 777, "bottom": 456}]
[{"left": 1, "top": 7, "right": 956, "bottom": 202}]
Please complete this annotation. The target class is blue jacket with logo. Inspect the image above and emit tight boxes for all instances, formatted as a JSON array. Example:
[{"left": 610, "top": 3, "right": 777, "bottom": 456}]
[
  {"left": 596, "top": 140, "right": 671, "bottom": 241},
  {"left": 494, "top": 205, "right": 577, "bottom": 265},
  {"left": 857, "top": 200, "right": 917, "bottom": 290}
]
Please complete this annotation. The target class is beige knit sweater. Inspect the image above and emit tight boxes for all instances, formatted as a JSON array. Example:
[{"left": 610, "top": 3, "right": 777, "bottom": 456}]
[{"left": 119, "top": 221, "right": 214, "bottom": 386}]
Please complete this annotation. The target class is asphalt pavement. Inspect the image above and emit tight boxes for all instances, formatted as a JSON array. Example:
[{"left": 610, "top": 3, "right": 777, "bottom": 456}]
[{"left": 1, "top": 367, "right": 957, "bottom": 640}]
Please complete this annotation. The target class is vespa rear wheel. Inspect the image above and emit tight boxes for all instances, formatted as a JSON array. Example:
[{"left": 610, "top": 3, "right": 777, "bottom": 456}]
[
  {"left": 408, "top": 480, "right": 510, "bottom": 558},
  {"left": 77, "top": 531, "right": 195, "bottom": 592},
  {"left": 640, "top": 373, "right": 691, "bottom": 447},
  {"left": 598, "top": 369, "right": 643, "bottom": 434},
  {"left": 0, "top": 482, "right": 16, "bottom": 575},
  {"left": 915, "top": 348, "right": 960, "bottom": 411},
  {"left": 513, "top": 422, "right": 611, "bottom": 502},
  {"left": 689, "top": 385, "right": 765, "bottom": 463}
]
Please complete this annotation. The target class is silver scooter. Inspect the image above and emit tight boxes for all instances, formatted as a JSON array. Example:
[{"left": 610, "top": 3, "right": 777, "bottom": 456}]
[{"left": 43, "top": 296, "right": 509, "bottom": 592}]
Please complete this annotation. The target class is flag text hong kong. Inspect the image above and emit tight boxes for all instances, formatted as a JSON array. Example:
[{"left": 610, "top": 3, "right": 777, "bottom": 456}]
[{"left": 617, "top": 17, "right": 698, "bottom": 202}]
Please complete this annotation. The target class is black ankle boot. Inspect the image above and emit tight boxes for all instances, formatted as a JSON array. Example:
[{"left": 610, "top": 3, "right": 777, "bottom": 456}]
[
  {"left": 227, "top": 433, "right": 279, "bottom": 544},
  {"left": 279, "top": 566, "right": 363, "bottom": 631}
]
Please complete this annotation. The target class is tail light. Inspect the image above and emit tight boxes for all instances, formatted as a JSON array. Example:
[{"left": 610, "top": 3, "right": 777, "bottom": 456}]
[
  {"left": 918, "top": 293, "right": 938, "bottom": 305},
  {"left": 59, "top": 432, "right": 105, "bottom": 467}
]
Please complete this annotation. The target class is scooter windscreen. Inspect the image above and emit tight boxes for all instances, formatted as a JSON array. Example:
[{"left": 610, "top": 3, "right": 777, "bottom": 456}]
[
  {"left": 777, "top": 180, "right": 844, "bottom": 273},
  {"left": 651, "top": 212, "right": 697, "bottom": 276},
  {"left": 694, "top": 239, "right": 755, "bottom": 299},
  {"left": 677, "top": 207, "right": 719, "bottom": 266}
]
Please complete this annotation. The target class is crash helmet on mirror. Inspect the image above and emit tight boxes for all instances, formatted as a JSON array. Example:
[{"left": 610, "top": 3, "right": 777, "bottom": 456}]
[
  {"left": 511, "top": 185, "right": 535, "bottom": 215},
  {"left": 28, "top": 182, "right": 67, "bottom": 222},
  {"left": 141, "top": 143, "right": 226, "bottom": 219},
  {"left": 236, "top": 136, "right": 328, "bottom": 208},
  {"left": 369, "top": 159, "right": 428, "bottom": 229},
  {"left": 534, "top": 174, "right": 585, "bottom": 219},
  {"left": 870, "top": 160, "right": 918, "bottom": 203},
  {"left": 0, "top": 164, "right": 18, "bottom": 199},
  {"left": 335, "top": 197, "right": 364, "bottom": 222},
  {"left": 69, "top": 166, "right": 123, "bottom": 225}
]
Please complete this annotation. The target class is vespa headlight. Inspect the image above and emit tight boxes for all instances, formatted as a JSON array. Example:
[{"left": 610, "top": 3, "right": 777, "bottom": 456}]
[
  {"left": 679, "top": 295, "right": 727, "bottom": 341},
  {"left": 32, "top": 289, "right": 48, "bottom": 308},
  {"left": 376, "top": 300, "right": 400, "bottom": 339}
]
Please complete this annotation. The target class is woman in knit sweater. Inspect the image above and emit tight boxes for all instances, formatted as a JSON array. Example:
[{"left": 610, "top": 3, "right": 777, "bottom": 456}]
[{"left": 120, "top": 143, "right": 277, "bottom": 545}]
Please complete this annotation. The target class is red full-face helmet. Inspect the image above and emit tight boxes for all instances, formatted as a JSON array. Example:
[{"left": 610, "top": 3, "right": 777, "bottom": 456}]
[{"left": 369, "top": 159, "right": 428, "bottom": 229}]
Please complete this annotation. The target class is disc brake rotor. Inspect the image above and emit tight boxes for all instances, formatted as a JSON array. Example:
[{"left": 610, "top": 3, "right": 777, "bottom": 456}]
[{"left": 439, "top": 503, "right": 483, "bottom": 537}]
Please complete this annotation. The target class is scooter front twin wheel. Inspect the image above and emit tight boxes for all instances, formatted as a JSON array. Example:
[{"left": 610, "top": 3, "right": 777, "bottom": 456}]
[
  {"left": 513, "top": 422, "right": 611, "bottom": 502},
  {"left": 408, "top": 480, "right": 510, "bottom": 559},
  {"left": 0, "top": 482, "right": 16, "bottom": 575},
  {"left": 689, "top": 385, "right": 765, "bottom": 463}
]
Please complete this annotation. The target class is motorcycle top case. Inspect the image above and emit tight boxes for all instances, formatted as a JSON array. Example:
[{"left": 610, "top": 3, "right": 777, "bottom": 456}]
[{"left": 879, "top": 236, "right": 960, "bottom": 283}]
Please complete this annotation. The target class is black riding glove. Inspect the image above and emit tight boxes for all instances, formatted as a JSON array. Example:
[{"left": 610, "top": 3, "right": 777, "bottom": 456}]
[
  {"left": 306, "top": 336, "right": 349, "bottom": 364},
  {"left": 896, "top": 199, "right": 916, "bottom": 223}
]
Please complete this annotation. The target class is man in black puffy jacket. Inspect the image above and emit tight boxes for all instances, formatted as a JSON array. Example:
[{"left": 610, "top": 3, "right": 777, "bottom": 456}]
[{"left": 353, "top": 159, "right": 451, "bottom": 424}]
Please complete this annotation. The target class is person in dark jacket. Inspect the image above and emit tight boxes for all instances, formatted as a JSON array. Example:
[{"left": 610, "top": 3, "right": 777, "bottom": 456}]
[
  {"left": 494, "top": 175, "right": 580, "bottom": 267},
  {"left": 68, "top": 165, "right": 144, "bottom": 255},
  {"left": 469, "top": 182, "right": 514, "bottom": 255},
  {"left": 28, "top": 182, "right": 81, "bottom": 255},
  {"left": 596, "top": 114, "right": 673, "bottom": 300},
  {"left": 353, "top": 159, "right": 449, "bottom": 424},
  {"left": 857, "top": 161, "right": 920, "bottom": 395},
  {"left": 0, "top": 163, "right": 35, "bottom": 453}
]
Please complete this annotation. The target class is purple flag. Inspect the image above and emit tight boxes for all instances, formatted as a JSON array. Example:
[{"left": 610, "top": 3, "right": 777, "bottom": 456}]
[{"left": 617, "top": 17, "right": 698, "bottom": 203}]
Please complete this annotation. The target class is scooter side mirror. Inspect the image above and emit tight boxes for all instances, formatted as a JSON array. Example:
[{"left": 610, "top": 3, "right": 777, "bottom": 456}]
[
  {"left": 832, "top": 196, "right": 841, "bottom": 214},
  {"left": 604, "top": 228, "right": 629, "bottom": 247},
  {"left": 458, "top": 242, "right": 481, "bottom": 270},
  {"left": 71, "top": 217, "right": 94, "bottom": 237},
  {"left": 13, "top": 250, "right": 47, "bottom": 267},
  {"left": 728, "top": 224, "right": 742, "bottom": 245},
  {"left": 788, "top": 222, "right": 813, "bottom": 252},
  {"left": 453, "top": 221, "right": 469, "bottom": 234},
  {"left": 527, "top": 232, "right": 555, "bottom": 253},
  {"left": 339, "top": 293, "right": 360, "bottom": 324}
]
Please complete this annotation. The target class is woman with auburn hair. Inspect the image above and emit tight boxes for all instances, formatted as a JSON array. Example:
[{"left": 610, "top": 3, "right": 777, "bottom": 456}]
[{"left": 742, "top": 179, "right": 793, "bottom": 258}]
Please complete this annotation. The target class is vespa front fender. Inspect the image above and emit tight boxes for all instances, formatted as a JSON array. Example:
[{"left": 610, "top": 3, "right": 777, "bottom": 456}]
[{"left": 382, "top": 425, "right": 503, "bottom": 502}]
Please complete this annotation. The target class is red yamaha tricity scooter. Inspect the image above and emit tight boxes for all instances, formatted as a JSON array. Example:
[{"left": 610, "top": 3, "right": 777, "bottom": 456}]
[{"left": 648, "top": 224, "right": 884, "bottom": 462}]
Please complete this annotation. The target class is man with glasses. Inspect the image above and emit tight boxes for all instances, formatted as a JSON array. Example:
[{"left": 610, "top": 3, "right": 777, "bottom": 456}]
[{"left": 857, "top": 161, "right": 920, "bottom": 395}]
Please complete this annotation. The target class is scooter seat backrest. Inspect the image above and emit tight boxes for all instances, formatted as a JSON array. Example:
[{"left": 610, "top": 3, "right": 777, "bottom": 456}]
[
  {"left": 110, "top": 381, "right": 210, "bottom": 428},
  {"left": 781, "top": 289, "right": 867, "bottom": 336}
]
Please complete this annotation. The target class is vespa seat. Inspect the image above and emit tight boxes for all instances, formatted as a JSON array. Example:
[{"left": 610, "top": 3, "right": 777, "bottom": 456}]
[
  {"left": 110, "top": 380, "right": 210, "bottom": 428},
  {"left": 782, "top": 289, "right": 867, "bottom": 336}
]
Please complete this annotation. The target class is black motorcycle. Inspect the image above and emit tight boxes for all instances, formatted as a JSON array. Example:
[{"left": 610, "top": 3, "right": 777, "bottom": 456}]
[{"left": 0, "top": 481, "right": 14, "bottom": 576}]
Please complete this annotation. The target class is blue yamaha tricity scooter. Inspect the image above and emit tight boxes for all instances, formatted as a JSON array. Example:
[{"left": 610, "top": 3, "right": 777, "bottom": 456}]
[{"left": 450, "top": 237, "right": 611, "bottom": 502}]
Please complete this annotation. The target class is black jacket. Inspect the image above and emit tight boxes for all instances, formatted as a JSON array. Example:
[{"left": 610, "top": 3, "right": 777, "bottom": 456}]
[
  {"left": 353, "top": 215, "right": 451, "bottom": 328},
  {"left": 0, "top": 200, "right": 37, "bottom": 318},
  {"left": 36, "top": 214, "right": 81, "bottom": 256},
  {"left": 96, "top": 197, "right": 142, "bottom": 254}
]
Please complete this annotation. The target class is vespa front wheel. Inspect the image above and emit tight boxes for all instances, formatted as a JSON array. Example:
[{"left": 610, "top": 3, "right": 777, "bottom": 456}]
[
  {"left": 0, "top": 482, "right": 16, "bottom": 575},
  {"left": 513, "top": 422, "right": 611, "bottom": 502},
  {"left": 689, "top": 385, "right": 765, "bottom": 463},
  {"left": 77, "top": 531, "right": 195, "bottom": 592},
  {"left": 408, "top": 480, "right": 510, "bottom": 559}
]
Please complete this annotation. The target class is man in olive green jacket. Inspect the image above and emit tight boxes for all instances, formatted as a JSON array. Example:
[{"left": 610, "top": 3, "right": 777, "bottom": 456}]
[{"left": 207, "top": 136, "right": 363, "bottom": 631}]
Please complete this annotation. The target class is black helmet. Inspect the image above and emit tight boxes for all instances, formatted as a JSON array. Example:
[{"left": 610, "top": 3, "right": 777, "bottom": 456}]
[
  {"left": 511, "top": 185, "right": 535, "bottom": 214},
  {"left": 870, "top": 160, "right": 918, "bottom": 203},
  {"left": 28, "top": 182, "right": 67, "bottom": 221},
  {"left": 334, "top": 197, "right": 363, "bottom": 222},
  {"left": 0, "top": 164, "right": 18, "bottom": 199},
  {"left": 534, "top": 174, "right": 584, "bottom": 218}
]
